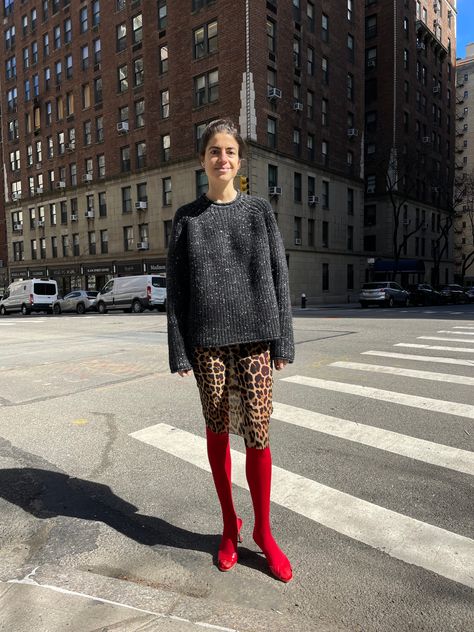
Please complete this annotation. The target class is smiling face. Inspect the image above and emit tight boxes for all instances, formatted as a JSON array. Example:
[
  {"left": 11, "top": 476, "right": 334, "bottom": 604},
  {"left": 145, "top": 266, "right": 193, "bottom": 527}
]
[{"left": 201, "top": 132, "right": 241, "bottom": 189}]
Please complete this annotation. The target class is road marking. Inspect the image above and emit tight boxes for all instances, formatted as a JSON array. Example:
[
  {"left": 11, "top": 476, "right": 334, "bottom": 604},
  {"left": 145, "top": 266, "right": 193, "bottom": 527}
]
[
  {"left": 282, "top": 375, "right": 474, "bottom": 419},
  {"left": 395, "top": 343, "right": 474, "bottom": 354},
  {"left": 362, "top": 350, "right": 474, "bottom": 367},
  {"left": 271, "top": 402, "right": 474, "bottom": 476},
  {"left": 448, "top": 312, "right": 463, "bottom": 315},
  {"left": 418, "top": 336, "right": 474, "bottom": 343},
  {"left": 329, "top": 361, "right": 474, "bottom": 386},
  {"left": 130, "top": 423, "right": 474, "bottom": 589},
  {"left": 453, "top": 326, "right": 474, "bottom": 330},
  {"left": 437, "top": 331, "right": 474, "bottom": 335}
]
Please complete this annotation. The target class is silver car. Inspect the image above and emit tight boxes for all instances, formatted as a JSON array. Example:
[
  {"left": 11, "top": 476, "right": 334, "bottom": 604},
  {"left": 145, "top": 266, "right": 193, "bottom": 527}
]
[
  {"left": 52, "top": 290, "right": 98, "bottom": 314},
  {"left": 359, "top": 282, "right": 410, "bottom": 308}
]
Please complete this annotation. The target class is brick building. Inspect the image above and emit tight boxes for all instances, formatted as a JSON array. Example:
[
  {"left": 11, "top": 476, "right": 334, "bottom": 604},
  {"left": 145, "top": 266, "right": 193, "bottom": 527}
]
[
  {"left": 363, "top": 0, "right": 456, "bottom": 286},
  {"left": 454, "top": 43, "right": 474, "bottom": 284},
  {"left": 0, "top": 0, "right": 365, "bottom": 302}
]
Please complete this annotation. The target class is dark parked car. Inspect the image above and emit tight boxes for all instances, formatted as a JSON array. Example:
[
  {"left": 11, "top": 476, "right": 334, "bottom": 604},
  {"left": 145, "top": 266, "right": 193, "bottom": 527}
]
[
  {"left": 406, "top": 283, "right": 443, "bottom": 306},
  {"left": 437, "top": 284, "right": 470, "bottom": 304},
  {"left": 53, "top": 290, "right": 98, "bottom": 314},
  {"left": 359, "top": 282, "right": 410, "bottom": 308},
  {"left": 463, "top": 286, "right": 474, "bottom": 303}
]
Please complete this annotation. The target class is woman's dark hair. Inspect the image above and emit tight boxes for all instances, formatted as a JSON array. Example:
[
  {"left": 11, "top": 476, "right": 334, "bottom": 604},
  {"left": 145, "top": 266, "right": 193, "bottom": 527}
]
[{"left": 199, "top": 119, "right": 246, "bottom": 159}]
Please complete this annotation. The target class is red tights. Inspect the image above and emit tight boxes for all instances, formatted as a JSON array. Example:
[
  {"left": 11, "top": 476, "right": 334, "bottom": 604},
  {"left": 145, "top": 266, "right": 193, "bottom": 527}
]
[{"left": 206, "top": 428, "right": 292, "bottom": 581}]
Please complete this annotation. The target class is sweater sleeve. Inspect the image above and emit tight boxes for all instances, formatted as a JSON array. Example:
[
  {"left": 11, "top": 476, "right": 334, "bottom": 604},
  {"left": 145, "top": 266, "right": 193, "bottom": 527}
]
[
  {"left": 166, "top": 209, "right": 193, "bottom": 373},
  {"left": 263, "top": 203, "right": 295, "bottom": 363}
]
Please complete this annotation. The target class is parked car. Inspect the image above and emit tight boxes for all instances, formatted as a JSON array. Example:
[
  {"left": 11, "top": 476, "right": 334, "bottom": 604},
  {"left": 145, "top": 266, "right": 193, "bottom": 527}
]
[
  {"left": 406, "top": 283, "right": 444, "bottom": 306},
  {"left": 52, "top": 290, "right": 98, "bottom": 314},
  {"left": 359, "top": 281, "right": 410, "bottom": 308},
  {"left": 95, "top": 274, "right": 166, "bottom": 314},
  {"left": 437, "top": 284, "right": 470, "bottom": 304},
  {"left": 463, "top": 286, "right": 474, "bottom": 303},
  {"left": 0, "top": 278, "right": 58, "bottom": 315}
]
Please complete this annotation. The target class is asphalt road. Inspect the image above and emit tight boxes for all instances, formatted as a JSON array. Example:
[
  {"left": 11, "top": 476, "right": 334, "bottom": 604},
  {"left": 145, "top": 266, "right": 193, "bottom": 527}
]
[{"left": 0, "top": 304, "right": 473, "bottom": 632}]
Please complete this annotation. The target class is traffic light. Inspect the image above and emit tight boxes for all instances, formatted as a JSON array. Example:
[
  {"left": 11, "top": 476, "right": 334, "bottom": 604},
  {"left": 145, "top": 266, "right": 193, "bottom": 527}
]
[{"left": 239, "top": 175, "right": 250, "bottom": 194}]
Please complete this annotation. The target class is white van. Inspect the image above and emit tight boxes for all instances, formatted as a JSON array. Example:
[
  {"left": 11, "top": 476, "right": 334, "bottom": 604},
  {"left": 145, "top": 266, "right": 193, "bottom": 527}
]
[
  {"left": 0, "top": 278, "right": 58, "bottom": 315},
  {"left": 95, "top": 274, "right": 166, "bottom": 314}
]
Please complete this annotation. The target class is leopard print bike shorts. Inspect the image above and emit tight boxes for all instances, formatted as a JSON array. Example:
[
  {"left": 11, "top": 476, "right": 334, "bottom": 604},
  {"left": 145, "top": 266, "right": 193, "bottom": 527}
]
[{"left": 192, "top": 342, "right": 273, "bottom": 449}]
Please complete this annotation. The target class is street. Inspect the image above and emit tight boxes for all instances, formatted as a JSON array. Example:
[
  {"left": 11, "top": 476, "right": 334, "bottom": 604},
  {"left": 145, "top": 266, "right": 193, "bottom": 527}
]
[{"left": 0, "top": 305, "right": 473, "bottom": 632}]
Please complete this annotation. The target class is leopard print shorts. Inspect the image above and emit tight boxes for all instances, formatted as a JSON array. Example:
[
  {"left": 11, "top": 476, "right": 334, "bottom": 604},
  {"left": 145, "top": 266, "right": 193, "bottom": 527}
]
[{"left": 192, "top": 342, "right": 273, "bottom": 449}]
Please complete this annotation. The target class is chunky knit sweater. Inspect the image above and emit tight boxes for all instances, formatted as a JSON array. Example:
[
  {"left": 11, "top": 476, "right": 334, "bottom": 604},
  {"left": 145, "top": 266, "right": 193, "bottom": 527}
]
[{"left": 166, "top": 192, "right": 294, "bottom": 373}]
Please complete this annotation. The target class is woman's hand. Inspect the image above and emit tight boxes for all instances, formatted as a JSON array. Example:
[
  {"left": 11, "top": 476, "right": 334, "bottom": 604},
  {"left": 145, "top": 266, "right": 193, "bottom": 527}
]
[
  {"left": 178, "top": 369, "right": 193, "bottom": 377},
  {"left": 274, "top": 359, "right": 288, "bottom": 371}
]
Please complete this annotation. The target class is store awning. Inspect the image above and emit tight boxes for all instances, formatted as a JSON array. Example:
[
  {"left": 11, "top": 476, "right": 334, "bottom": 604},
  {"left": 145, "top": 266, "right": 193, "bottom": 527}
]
[{"left": 374, "top": 259, "right": 425, "bottom": 273}]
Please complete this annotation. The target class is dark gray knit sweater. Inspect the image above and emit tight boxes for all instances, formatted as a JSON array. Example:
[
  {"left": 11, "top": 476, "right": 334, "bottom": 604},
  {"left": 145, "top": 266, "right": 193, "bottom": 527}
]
[{"left": 166, "top": 192, "right": 294, "bottom": 373}]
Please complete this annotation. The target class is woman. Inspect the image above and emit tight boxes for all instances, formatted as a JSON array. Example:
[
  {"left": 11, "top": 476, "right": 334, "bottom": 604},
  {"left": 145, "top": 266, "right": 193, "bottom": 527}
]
[{"left": 166, "top": 119, "right": 294, "bottom": 582}]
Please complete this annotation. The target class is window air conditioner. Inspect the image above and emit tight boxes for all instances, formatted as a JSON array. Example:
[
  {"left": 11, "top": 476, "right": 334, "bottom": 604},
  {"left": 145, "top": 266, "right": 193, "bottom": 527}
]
[
  {"left": 116, "top": 121, "right": 129, "bottom": 133},
  {"left": 70, "top": 214, "right": 78, "bottom": 221},
  {"left": 347, "top": 128, "right": 359, "bottom": 137},
  {"left": 432, "top": 86, "right": 440, "bottom": 94},
  {"left": 268, "top": 186, "right": 282, "bottom": 196},
  {"left": 267, "top": 87, "right": 282, "bottom": 100},
  {"left": 37, "top": 220, "right": 45, "bottom": 227},
  {"left": 82, "top": 173, "right": 93, "bottom": 183},
  {"left": 135, "top": 201, "right": 147, "bottom": 210},
  {"left": 36, "top": 187, "right": 44, "bottom": 195},
  {"left": 56, "top": 181, "right": 66, "bottom": 189},
  {"left": 85, "top": 210, "right": 95, "bottom": 218},
  {"left": 137, "top": 241, "right": 149, "bottom": 250},
  {"left": 308, "top": 195, "right": 319, "bottom": 205},
  {"left": 422, "top": 137, "right": 431, "bottom": 143},
  {"left": 13, "top": 223, "right": 23, "bottom": 231},
  {"left": 294, "top": 238, "right": 302, "bottom": 245},
  {"left": 367, "top": 185, "right": 376, "bottom": 194},
  {"left": 367, "top": 59, "right": 376, "bottom": 68},
  {"left": 293, "top": 101, "right": 303, "bottom": 111}
]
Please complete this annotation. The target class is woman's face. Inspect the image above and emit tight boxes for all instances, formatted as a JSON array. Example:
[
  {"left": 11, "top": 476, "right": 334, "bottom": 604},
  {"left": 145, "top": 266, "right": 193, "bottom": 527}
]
[{"left": 202, "top": 132, "right": 241, "bottom": 187}]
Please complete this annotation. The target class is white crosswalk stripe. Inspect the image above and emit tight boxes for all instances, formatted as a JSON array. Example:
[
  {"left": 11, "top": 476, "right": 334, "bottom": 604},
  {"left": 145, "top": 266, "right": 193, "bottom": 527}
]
[
  {"left": 282, "top": 375, "right": 474, "bottom": 419},
  {"left": 130, "top": 423, "right": 474, "bottom": 589},
  {"left": 437, "top": 330, "right": 474, "bottom": 335},
  {"left": 362, "top": 350, "right": 474, "bottom": 367},
  {"left": 395, "top": 343, "right": 474, "bottom": 353},
  {"left": 329, "top": 361, "right": 474, "bottom": 386},
  {"left": 271, "top": 402, "right": 474, "bottom": 476},
  {"left": 418, "top": 336, "right": 474, "bottom": 343},
  {"left": 453, "top": 326, "right": 474, "bottom": 330}
]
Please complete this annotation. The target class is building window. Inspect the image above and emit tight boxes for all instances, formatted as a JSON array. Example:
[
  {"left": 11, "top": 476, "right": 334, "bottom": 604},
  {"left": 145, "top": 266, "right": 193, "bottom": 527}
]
[
  {"left": 308, "top": 218, "right": 314, "bottom": 247},
  {"left": 96, "top": 116, "right": 104, "bottom": 142},
  {"left": 267, "top": 18, "right": 276, "bottom": 53},
  {"left": 123, "top": 226, "right": 133, "bottom": 251},
  {"left": 322, "top": 263, "right": 329, "bottom": 291},
  {"left": 83, "top": 120, "right": 92, "bottom": 145},
  {"left": 97, "top": 154, "right": 105, "bottom": 178},
  {"left": 307, "top": 46, "right": 314, "bottom": 75},
  {"left": 121, "top": 146, "right": 131, "bottom": 172},
  {"left": 267, "top": 117, "right": 277, "bottom": 148},
  {"left": 347, "top": 34, "right": 354, "bottom": 61},
  {"left": 347, "top": 188, "right": 354, "bottom": 215},
  {"left": 51, "top": 236, "right": 58, "bottom": 258},
  {"left": 136, "top": 141, "right": 146, "bottom": 168},
  {"left": 347, "top": 73, "right": 354, "bottom": 100},
  {"left": 321, "top": 13, "right": 329, "bottom": 41},
  {"left": 73, "top": 233, "right": 80, "bottom": 256},
  {"left": 161, "top": 89, "right": 169, "bottom": 118},
  {"left": 158, "top": 0, "right": 167, "bottom": 30},
  {"left": 100, "top": 229, "right": 108, "bottom": 254},
  {"left": 194, "top": 20, "right": 217, "bottom": 58},
  {"left": 133, "top": 57, "right": 144, "bottom": 86},
  {"left": 159, "top": 45, "right": 168, "bottom": 73},
  {"left": 62, "top": 235, "right": 69, "bottom": 257},
  {"left": 162, "top": 134, "right": 170, "bottom": 161},
  {"left": 88, "top": 231, "right": 96, "bottom": 255},
  {"left": 347, "top": 264, "right": 354, "bottom": 290},
  {"left": 80, "top": 6, "right": 88, "bottom": 33},
  {"left": 194, "top": 69, "right": 219, "bottom": 106},
  {"left": 116, "top": 23, "right": 127, "bottom": 52},
  {"left": 268, "top": 164, "right": 278, "bottom": 189},
  {"left": 162, "top": 177, "right": 172, "bottom": 205},
  {"left": 294, "top": 172, "right": 302, "bottom": 202},
  {"left": 322, "top": 181, "right": 329, "bottom": 208},
  {"left": 98, "top": 191, "right": 107, "bottom": 217},
  {"left": 294, "top": 217, "right": 302, "bottom": 244},
  {"left": 347, "top": 0, "right": 353, "bottom": 22},
  {"left": 121, "top": 186, "right": 132, "bottom": 213},
  {"left": 132, "top": 13, "right": 143, "bottom": 44},
  {"left": 347, "top": 225, "right": 354, "bottom": 250},
  {"left": 135, "top": 99, "right": 145, "bottom": 127},
  {"left": 322, "top": 56, "right": 328, "bottom": 84},
  {"left": 322, "top": 221, "right": 329, "bottom": 248}
]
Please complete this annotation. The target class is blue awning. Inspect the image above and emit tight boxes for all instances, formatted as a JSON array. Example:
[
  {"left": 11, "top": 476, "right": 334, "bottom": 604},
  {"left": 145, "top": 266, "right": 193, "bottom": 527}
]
[{"left": 374, "top": 259, "right": 425, "bottom": 273}]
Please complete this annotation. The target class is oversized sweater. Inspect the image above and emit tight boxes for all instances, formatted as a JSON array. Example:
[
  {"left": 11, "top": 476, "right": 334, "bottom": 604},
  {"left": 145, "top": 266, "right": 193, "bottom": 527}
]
[{"left": 166, "top": 192, "right": 294, "bottom": 373}]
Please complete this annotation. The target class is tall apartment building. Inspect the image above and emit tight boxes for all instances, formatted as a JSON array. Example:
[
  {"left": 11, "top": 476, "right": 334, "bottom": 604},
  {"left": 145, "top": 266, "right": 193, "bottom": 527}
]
[
  {"left": 0, "top": 0, "right": 365, "bottom": 302},
  {"left": 454, "top": 43, "right": 474, "bottom": 284},
  {"left": 363, "top": 0, "right": 456, "bottom": 286}
]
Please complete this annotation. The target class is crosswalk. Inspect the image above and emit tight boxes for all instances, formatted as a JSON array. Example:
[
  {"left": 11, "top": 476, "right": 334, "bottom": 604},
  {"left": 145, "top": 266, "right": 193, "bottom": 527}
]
[{"left": 130, "top": 323, "right": 474, "bottom": 589}]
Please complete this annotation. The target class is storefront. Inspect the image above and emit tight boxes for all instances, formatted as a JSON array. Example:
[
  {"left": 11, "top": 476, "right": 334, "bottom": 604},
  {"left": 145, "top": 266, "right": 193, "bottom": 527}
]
[
  {"left": 83, "top": 264, "right": 114, "bottom": 291},
  {"left": 373, "top": 258, "right": 425, "bottom": 285},
  {"left": 144, "top": 259, "right": 166, "bottom": 275},
  {"left": 48, "top": 265, "right": 81, "bottom": 295}
]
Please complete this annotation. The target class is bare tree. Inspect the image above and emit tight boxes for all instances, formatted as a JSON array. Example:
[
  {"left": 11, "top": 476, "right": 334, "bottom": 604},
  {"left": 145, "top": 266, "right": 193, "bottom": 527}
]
[{"left": 457, "top": 173, "right": 474, "bottom": 283}]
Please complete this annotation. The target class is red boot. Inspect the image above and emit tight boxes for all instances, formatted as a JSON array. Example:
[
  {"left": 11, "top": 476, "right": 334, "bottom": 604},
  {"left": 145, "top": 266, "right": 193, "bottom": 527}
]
[
  {"left": 246, "top": 446, "right": 293, "bottom": 582},
  {"left": 206, "top": 428, "right": 242, "bottom": 571}
]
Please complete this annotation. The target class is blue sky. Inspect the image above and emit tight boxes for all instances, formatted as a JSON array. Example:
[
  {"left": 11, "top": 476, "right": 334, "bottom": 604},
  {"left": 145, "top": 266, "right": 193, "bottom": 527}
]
[{"left": 456, "top": 0, "right": 474, "bottom": 58}]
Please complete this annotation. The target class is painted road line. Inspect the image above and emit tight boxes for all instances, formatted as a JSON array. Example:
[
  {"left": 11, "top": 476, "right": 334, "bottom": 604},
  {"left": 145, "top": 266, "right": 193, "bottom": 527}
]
[
  {"left": 329, "top": 361, "right": 474, "bottom": 386},
  {"left": 282, "top": 375, "right": 474, "bottom": 420},
  {"left": 362, "top": 351, "right": 474, "bottom": 367},
  {"left": 418, "top": 336, "right": 474, "bottom": 343},
  {"left": 437, "top": 331, "right": 474, "bottom": 335},
  {"left": 395, "top": 343, "right": 474, "bottom": 354},
  {"left": 130, "top": 423, "right": 474, "bottom": 589},
  {"left": 271, "top": 401, "right": 474, "bottom": 476},
  {"left": 453, "top": 326, "right": 474, "bottom": 330}
]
